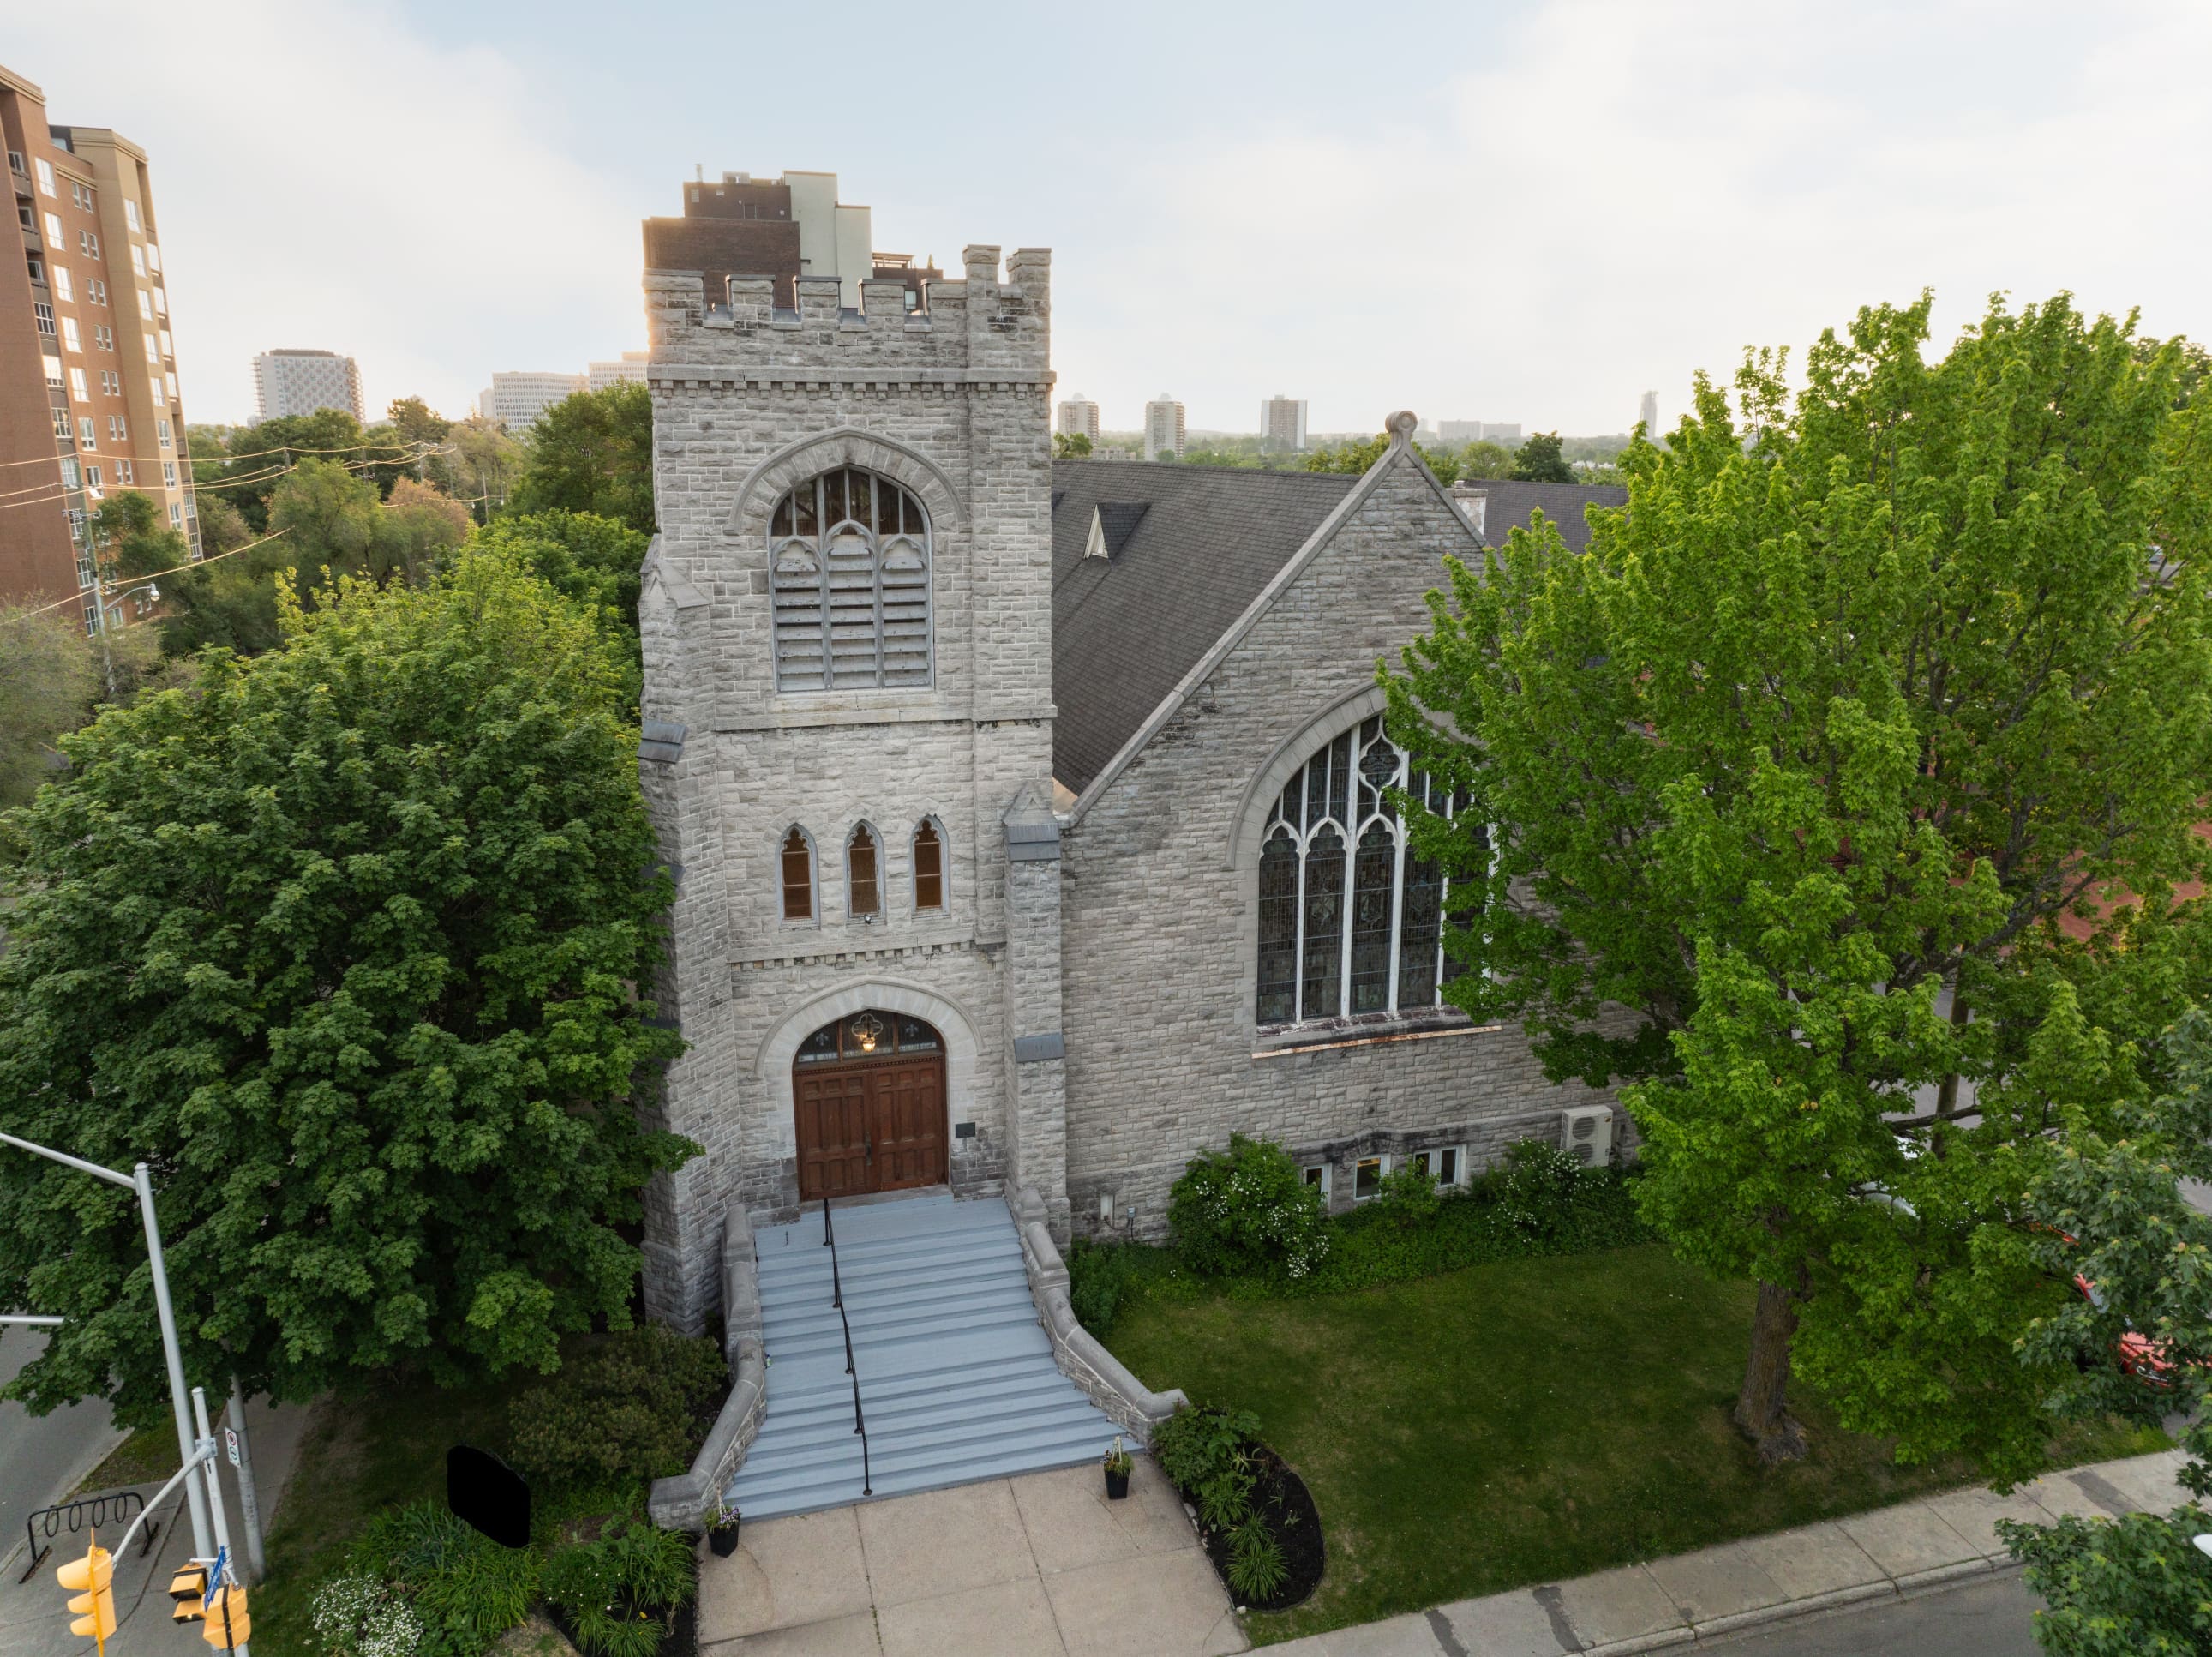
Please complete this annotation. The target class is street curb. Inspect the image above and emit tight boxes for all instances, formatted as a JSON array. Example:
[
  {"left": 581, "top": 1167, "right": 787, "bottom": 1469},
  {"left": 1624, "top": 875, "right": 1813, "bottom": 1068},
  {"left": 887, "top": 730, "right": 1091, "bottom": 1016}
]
[
  {"left": 1578, "top": 1558, "right": 2019, "bottom": 1654},
  {"left": 0, "top": 1422, "right": 129, "bottom": 1579}
]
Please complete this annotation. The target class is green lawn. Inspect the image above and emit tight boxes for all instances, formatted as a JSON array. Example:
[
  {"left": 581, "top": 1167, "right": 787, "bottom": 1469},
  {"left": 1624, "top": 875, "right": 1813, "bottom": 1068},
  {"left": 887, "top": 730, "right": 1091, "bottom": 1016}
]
[{"left": 1105, "top": 1243, "right": 2163, "bottom": 1644}]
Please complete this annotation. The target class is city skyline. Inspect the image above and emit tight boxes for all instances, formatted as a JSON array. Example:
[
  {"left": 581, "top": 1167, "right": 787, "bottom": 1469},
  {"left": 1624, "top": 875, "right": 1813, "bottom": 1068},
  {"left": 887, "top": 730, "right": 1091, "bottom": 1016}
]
[{"left": 8, "top": 0, "right": 2207, "bottom": 435}]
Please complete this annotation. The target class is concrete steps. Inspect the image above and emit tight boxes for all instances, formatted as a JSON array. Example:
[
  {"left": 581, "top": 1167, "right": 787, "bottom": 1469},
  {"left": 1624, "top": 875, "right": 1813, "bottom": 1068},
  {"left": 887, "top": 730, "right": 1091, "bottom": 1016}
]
[{"left": 726, "top": 1192, "right": 1120, "bottom": 1521}]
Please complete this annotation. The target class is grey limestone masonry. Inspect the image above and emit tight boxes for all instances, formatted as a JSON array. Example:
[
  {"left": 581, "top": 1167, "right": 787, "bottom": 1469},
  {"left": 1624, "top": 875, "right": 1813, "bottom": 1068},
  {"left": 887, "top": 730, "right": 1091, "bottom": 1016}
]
[
  {"left": 1058, "top": 444, "right": 1622, "bottom": 1240},
  {"left": 638, "top": 244, "right": 1058, "bottom": 1330},
  {"left": 635, "top": 232, "right": 1622, "bottom": 1328}
]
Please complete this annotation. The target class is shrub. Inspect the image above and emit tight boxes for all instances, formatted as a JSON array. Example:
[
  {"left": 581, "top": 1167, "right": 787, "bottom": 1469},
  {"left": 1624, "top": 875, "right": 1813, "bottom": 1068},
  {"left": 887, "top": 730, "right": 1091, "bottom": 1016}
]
[
  {"left": 1490, "top": 1140, "right": 1586, "bottom": 1238},
  {"left": 351, "top": 1502, "right": 538, "bottom": 1657},
  {"left": 543, "top": 1519, "right": 697, "bottom": 1657},
  {"left": 1226, "top": 1514, "right": 1289, "bottom": 1601},
  {"left": 1375, "top": 1160, "right": 1443, "bottom": 1229},
  {"left": 1068, "top": 1237, "right": 1141, "bottom": 1336},
  {"left": 1168, "top": 1136, "right": 1330, "bottom": 1279},
  {"left": 508, "top": 1324, "right": 727, "bottom": 1490},
  {"left": 1153, "top": 1402, "right": 1264, "bottom": 1530},
  {"left": 309, "top": 1571, "right": 425, "bottom": 1657}
]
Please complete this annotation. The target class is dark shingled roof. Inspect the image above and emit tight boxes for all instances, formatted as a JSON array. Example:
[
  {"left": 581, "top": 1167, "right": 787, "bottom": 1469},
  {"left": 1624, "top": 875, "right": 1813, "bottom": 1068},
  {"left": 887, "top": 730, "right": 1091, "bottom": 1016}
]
[{"left": 1048, "top": 459, "right": 1628, "bottom": 795}]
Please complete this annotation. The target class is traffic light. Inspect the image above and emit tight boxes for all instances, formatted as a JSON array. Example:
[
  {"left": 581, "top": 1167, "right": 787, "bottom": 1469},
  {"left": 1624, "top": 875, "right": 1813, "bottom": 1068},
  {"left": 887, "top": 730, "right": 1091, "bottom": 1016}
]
[
  {"left": 171, "top": 1564, "right": 209, "bottom": 1624},
  {"left": 202, "top": 1584, "right": 249, "bottom": 1649},
  {"left": 56, "top": 1543, "right": 116, "bottom": 1654}
]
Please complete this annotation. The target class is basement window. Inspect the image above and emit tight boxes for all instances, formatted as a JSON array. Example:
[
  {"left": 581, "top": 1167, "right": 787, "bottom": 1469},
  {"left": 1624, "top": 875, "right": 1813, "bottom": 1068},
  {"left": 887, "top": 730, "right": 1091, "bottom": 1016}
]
[{"left": 1353, "top": 1156, "right": 1389, "bottom": 1202}]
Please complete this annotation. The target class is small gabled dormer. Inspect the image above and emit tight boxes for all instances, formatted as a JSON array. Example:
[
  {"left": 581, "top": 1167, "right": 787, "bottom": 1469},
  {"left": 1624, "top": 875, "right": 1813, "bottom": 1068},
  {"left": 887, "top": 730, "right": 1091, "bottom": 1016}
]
[{"left": 1083, "top": 501, "right": 1149, "bottom": 561}]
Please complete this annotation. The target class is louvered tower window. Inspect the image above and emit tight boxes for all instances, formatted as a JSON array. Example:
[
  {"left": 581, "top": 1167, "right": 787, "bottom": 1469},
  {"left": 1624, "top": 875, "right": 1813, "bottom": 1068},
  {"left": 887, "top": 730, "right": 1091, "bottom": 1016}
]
[{"left": 770, "top": 466, "right": 932, "bottom": 691}]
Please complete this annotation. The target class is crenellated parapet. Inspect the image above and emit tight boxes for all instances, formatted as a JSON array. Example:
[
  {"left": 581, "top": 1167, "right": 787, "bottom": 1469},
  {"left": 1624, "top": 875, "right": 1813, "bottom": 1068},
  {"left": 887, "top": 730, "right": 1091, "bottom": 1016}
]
[{"left": 644, "top": 244, "right": 1050, "bottom": 381}]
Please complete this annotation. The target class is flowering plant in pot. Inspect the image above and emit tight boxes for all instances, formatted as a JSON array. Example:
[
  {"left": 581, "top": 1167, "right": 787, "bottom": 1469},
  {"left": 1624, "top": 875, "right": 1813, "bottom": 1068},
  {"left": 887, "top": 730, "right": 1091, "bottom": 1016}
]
[
  {"left": 707, "top": 1496, "right": 741, "bottom": 1557},
  {"left": 1102, "top": 1437, "right": 1133, "bottom": 1500}
]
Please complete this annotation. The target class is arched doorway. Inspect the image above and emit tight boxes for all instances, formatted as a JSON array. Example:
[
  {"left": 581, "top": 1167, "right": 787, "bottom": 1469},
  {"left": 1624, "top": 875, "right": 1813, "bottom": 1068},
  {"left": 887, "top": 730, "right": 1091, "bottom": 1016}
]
[{"left": 792, "top": 1011, "right": 948, "bottom": 1199}]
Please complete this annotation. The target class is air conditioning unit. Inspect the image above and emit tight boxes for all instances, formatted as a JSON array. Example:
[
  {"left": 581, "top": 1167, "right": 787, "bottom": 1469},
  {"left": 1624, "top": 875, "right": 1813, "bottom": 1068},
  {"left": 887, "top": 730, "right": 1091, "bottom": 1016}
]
[{"left": 1560, "top": 1106, "right": 1615, "bottom": 1168}]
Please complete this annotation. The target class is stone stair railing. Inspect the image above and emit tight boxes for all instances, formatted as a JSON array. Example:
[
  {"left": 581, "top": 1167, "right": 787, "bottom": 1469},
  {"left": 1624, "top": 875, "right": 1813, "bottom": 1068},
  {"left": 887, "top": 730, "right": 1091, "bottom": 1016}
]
[
  {"left": 650, "top": 1204, "right": 769, "bottom": 1529},
  {"left": 1006, "top": 1186, "right": 1186, "bottom": 1442}
]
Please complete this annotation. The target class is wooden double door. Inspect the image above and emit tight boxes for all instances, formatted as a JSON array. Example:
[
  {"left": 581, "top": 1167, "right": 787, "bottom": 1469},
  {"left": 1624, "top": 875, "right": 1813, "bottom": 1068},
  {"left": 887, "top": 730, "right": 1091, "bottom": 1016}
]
[{"left": 794, "top": 1052, "right": 948, "bottom": 1200}]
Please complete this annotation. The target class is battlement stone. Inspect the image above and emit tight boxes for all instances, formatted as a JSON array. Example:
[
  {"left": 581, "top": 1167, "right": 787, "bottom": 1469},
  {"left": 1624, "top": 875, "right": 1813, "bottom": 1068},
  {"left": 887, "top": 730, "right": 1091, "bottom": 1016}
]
[{"left": 644, "top": 246, "right": 1046, "bottom": 379}]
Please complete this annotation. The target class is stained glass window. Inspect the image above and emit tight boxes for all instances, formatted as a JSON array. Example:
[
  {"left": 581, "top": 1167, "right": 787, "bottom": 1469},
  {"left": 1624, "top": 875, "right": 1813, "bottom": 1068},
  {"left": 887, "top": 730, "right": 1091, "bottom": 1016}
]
[
  {"left": 769, "top": 466, "right": 932, "bottom": 691},
  {"left": 1255, "top": 723, "right": 1477, "bottom": 1026}
]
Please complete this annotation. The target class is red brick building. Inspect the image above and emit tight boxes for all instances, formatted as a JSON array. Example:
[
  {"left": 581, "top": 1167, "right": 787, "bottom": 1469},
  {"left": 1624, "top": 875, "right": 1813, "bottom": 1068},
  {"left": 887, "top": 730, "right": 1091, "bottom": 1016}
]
[{"left": 3, "top": 61, "right": 199, "bottom": 630}]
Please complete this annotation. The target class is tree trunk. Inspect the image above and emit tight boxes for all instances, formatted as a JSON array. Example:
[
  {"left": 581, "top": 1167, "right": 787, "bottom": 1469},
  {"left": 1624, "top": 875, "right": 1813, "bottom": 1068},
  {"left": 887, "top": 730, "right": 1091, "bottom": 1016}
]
[{"left": 1734, "top": 1276, "right": 1809, "bottom": 1463}]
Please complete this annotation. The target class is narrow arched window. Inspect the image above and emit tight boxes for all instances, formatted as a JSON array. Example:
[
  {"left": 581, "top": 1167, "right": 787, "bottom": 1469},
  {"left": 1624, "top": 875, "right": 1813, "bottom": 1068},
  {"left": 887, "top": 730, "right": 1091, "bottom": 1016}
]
[
  {"left": 848, "top": 825, "right": 881, "bottom": 918},
  {"left": 781, "top": 828, "right": 815, "bottom": 922},
  {"left": 770, "top": 465, "right": 932, "bottom": 692},
  {"left": 1256, "top": 714, "right": 1484, "bottom": 1025},
  {"left": 913, "top": 820, "right": 944, "bottom": 910}
]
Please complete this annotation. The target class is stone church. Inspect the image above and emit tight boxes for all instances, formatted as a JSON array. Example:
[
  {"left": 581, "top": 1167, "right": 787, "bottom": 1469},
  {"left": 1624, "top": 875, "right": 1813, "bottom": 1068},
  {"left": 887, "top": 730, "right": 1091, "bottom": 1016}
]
[{"left": 631, "top": 228, "right": 1627, "bottom": 1333}]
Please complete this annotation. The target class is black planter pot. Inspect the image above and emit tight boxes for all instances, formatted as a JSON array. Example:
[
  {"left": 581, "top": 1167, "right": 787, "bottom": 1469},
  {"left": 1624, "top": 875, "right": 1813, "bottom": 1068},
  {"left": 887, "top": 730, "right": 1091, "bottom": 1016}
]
[
  {"left": 709, "top": 1522, "right": 741, "bottom": 1558},
  {"left": 1104, "top": 1467, "right": 1130, "bottom": 1500}
]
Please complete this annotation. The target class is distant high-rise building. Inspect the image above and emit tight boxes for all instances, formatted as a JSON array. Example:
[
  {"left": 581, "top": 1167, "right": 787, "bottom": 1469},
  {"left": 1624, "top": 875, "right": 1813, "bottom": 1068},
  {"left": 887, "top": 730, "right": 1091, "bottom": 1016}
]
[
  {"left": 1638, "top": 389, "right": 1658, "bottom": 435},
  {"left": 1143, "top": 393, "right": 1185, "bottom": 461},
  {"left": 1057, "top": 394, "right": 1100, "bottom": 444},
  {"left": 480, "top": 370, "right": 587, "bottom": 430},
  {"left": 1437, "top": 419, "right": 1522, "bottom": 447},
  {"left": 1, "top": 60, "right": 202, "bottom": 629},
  {"left": 589, "top": 351, "right": 650, "bottom": 392},
  {"left": 640, "top": 169, "right": 940, "bottom": 312},
  {"left": 1260, "top": 394, "right": 1307, "bottom": 453},
  {"left": 252, "top": 349, "right": 364, "bottom": 423}
]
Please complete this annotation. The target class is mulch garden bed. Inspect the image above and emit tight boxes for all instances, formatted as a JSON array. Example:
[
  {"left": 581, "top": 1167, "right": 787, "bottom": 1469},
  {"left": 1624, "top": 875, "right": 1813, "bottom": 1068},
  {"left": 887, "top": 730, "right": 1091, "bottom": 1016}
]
[{"left": 1184, "top": 1443, "right": 1325, "bottom": 1612}]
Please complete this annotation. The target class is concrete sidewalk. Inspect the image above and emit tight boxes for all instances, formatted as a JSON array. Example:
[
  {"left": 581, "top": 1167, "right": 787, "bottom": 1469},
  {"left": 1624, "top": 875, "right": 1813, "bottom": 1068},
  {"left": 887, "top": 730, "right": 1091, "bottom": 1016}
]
[{"left": 1267, "top": 1445, "right": 2196, "bottom": 1656}]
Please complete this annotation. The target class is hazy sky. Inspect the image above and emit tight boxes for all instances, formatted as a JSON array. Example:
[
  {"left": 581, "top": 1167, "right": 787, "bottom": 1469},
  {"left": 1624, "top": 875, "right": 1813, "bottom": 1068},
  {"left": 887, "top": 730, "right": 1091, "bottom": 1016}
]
[{"left": 15, "top": 1, "right": 2209, "bottom": 435}]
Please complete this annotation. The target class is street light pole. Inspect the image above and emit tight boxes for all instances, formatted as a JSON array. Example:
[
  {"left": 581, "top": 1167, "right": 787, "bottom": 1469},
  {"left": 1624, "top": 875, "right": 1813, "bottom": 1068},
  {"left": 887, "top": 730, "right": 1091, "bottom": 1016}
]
[{"left": 0, "top": 1132, "right": 214, "bottom": 1561}]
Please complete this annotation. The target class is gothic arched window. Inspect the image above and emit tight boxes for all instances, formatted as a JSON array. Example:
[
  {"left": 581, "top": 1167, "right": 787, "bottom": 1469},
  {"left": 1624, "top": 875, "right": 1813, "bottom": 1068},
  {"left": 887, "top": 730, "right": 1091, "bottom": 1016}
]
[
  {"left": 848, "top": 825, "right": 882, "bottom": 918},
  {"left": 770, "top": 466, "right": 932, "bottom": 692},
  {"left": 781, "top": 827, "right": 816, "bottom": 922},
  {"left": 1256, "top": 714, "right": 1478, "bottom": 1026},
  {"left": 912, "top": 819, "right": 945, "bottom": 910}
]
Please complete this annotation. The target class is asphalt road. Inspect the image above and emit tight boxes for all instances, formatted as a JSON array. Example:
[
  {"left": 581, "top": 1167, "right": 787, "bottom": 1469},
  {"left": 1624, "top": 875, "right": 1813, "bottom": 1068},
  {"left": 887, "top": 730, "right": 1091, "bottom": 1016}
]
[
  {"left": 0, "top": 1330, "right": 118, "bottom": 1575},
  {"left": 1706, "top": 1574, "right": 2041, "bottom": 1657}
]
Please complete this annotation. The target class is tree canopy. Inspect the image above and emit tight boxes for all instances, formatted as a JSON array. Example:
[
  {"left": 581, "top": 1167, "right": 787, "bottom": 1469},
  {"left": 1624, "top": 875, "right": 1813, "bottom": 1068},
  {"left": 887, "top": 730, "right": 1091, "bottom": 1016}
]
[
  {"left": 1386, "top": 291, "right": 2212, "bottom": 1472},
  {"left": 1507, "top": 429, "right": 1576, "bottom": 483},
  {"left": 0, "top": 547, "right": 691, "bottom": 1422},
  {"left": 509, "top": 383, "right": 656, "bottom": 535}
]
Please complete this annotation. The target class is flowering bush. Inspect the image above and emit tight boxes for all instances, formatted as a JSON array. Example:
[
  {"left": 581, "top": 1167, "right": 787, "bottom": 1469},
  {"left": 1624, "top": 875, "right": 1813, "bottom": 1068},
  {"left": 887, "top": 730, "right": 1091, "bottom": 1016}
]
[
  {"left": 1491, "top": 1140, "right": 1588, "bottom": 1237},
  {"left": 1168, "top": 1136, "right": 1330, "bottom": 1279},
  {"left": 310, "top": 1571, "right": 426, "bottom": 1657}
]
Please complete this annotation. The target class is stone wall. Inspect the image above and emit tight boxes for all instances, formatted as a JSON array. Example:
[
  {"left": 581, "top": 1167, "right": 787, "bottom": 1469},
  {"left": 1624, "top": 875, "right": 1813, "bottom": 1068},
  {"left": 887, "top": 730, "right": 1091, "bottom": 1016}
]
[{"left": 1058, "top": 441, "right": 1626, "bottom": 1239}]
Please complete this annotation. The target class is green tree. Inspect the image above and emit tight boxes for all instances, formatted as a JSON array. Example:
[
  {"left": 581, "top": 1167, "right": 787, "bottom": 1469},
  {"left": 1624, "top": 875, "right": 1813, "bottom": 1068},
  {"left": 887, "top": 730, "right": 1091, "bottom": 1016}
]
[
  {"left": 1508, "top": 429, "right": 1575, "bottom": 483},
  {"left": 509, "top": 383, "right": 656, "bottom": 535},
  {"left": 0, "top": 547, "right": 692, "bottom": 1422},
  {"left": 267, "top": 457, "right": 388, "bottom": 586},
  {"left": 1993, "top": 1011, "right": 2212, "bottom": 1654},
  {"left": 381, "top": 478, "right": 473, "bottom": 584},
  {"left": 0, "top": 606, "right": 101, "bottom": 811},
  {"left": 1304, "top": 433, "right": 1390, "bottom": 475},
  {"left": 448, "top": 416, "right": 522, "bottom": 522},
  {"left": 91, "top": 490, "right": 189, "bottom": 583},
  {"left": 1386, "top": 292, "right": 2212, "bottom": 1469},
  {"left": 1459, "top": 440, "right": 1516, "bottom": 479},
  {"left": 469, "top": 512, "right": 648, "bottom": 700},
  {"left": 386, "top": 396, "right": 452, "bottom": 447},
  {"left": 1052, "top": 431, "right": 1094, "bottom": 459},
  {"left": 193, "top": 495, "right": 252, "bottom": 555},
  {"left": 213, "top": 410, "right": 375, "bottom": 531}
]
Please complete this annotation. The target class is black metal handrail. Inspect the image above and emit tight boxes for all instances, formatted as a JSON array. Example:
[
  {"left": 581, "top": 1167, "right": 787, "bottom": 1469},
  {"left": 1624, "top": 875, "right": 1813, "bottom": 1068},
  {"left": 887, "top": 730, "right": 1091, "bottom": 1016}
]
[{"left": 821, "top": 1196, "right": 872, "bottom": 1496}]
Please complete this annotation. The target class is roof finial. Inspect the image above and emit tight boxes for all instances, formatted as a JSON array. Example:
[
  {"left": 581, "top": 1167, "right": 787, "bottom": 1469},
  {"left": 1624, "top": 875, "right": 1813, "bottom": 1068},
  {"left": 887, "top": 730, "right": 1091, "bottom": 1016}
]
[{"left": 1385, "top": 410, "right": 1419, "bottom": 445}]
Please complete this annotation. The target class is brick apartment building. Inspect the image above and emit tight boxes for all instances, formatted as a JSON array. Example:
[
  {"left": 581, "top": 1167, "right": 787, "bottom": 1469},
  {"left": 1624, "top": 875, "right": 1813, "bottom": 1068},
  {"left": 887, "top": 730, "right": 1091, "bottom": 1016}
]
[
  {"left": 641, "top": 169, "right": 940, "bottom": 314},
  {"left": 3, "top": 61, "right": 198, "bottom": 631}
]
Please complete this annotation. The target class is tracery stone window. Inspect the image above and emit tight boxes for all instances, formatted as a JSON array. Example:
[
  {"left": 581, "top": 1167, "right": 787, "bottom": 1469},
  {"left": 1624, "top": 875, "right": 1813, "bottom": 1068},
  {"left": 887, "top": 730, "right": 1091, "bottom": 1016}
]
[
  {"left": 781, "top": 827, "right": 816, "bottom": 922},
  {"left": 848, "top": 825, "right": 882, "bottom": 918},
  {"left": 1256, "top": 715, "right": 1478, "bottom": 1026},
  {"left": 770, "top": 466, "right": 932, "bottom": 691},
  {"left": 913, "top": 820, "right": 944, "bottom": 910}
]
